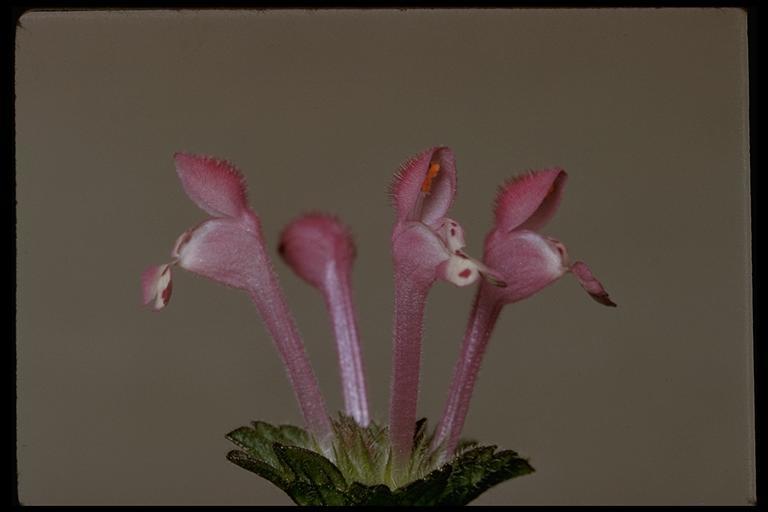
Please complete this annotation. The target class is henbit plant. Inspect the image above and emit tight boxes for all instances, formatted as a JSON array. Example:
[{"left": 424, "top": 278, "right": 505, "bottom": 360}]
[{"left": 141, "top": 147, "right": 615, "bottom": 505}]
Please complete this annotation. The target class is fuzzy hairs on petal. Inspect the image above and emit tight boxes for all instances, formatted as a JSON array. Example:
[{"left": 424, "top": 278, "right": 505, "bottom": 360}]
[
  {"left": 174, "top": 152, "right": 249, "bottom": 218},
  {"left": 494, "top": 168, "right": 567, "bottom": 233},
  {"left": 389, "top": 147, "right": 457, "bottom": 226}
]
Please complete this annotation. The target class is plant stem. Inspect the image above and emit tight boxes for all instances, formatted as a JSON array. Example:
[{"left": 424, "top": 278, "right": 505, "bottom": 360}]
[
  {"left": 322, "top": 263, "right": 370, "bottom": 426},
  {"left": 433, "top": 285, "right": 502, "bottom": 461}
]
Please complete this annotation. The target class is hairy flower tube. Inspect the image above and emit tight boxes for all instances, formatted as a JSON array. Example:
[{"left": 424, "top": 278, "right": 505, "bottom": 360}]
[{"left": 141, "top": 149, "right": 614, "bottom": 505}]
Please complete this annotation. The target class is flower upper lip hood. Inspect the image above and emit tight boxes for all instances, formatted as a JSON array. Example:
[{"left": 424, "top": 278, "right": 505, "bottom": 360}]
[{"left": 391, "top": 146, "right": 457, "bottom": 226}]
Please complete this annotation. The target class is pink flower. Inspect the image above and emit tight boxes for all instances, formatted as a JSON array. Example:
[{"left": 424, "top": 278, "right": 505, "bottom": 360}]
[
  {"left": 142, "top": 149, "right": 615, "bottom": 472},
  {"left": 278, "top": 213, "right": 371, "bottom": 427},
  {"left": 433, "top": 168, "right": 615, "bottom": 460},
  {"left": 387, "top": 147, "right": 505, "bottom": 467},
  {"left": 484, "top": 168, "right": 615, "bottom": 307},
  {"left": 390, "top": 147, "right": 504, "bottom": 289},
  {"left": 142, "top": 154, "right": 332, "bottom": 443}
]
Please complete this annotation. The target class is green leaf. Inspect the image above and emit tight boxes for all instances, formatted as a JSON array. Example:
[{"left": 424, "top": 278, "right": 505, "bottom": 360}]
[
  {"left": 225, "top": 417, "right": 535, "bottom": 506},
  {"left": 273, "top": 443, "right": 350, "bottom": 505},
  {"left": 346, "top": 482, "right": 396, "bottom": 505},
  {"left": 275, "top": 423, "right": 313, "bottom": 449},
  {"left": 441, "top": 446, "right": 535, "bottom": 505},
  {"left": 273, "top": 444, "right": 348, "bottom": 490},
  {"left": 225, "top": 426, "right": 281, "bottom": 468},
  {"left": 225, "top": 450, "right": 290, "bottom": 489},
  {"left": 466, "top": 450, "right": 534, "bottom": 501},
  {"left": 249, "top": 421, "right": 314, "bottom": 449},
  {"left": 393, "top": 464, "right": 453, "bottom": 506},
  {"left": 284, "top": 481, "right": 349, "bottom": 506}
]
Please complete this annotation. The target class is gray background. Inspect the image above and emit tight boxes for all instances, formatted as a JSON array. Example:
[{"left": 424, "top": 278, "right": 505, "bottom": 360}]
[{"left": 16, "top": 8, "right": 753, "bottom": 505}]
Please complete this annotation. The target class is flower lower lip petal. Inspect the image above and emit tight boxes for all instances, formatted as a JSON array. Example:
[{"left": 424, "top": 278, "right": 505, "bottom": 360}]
[
  {"left": 141, "top": 263, "right": 174, "bottom": 311},
  {"left": 571, "top": 260, "right": 617, "bottom": 307}
]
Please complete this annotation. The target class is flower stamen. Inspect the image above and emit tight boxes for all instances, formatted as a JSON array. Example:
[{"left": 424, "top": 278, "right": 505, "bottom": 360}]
[{"left": 421, "top": 162, "right": 441, "bottom": 193}]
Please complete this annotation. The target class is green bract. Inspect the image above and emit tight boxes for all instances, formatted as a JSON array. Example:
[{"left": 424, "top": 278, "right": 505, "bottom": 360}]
[{"left": 225, "top": 416, "right": 534, "bottom": 506}]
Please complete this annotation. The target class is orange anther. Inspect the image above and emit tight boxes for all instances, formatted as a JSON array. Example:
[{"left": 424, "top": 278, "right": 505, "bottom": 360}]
[{"left": 421, "top": 163, "right": 441, "bottom": 193}]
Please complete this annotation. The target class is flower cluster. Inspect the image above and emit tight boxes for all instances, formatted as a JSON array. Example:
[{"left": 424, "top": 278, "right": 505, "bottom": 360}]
[{"left": 142, "top": 147, "right": 614, "bottom": 498}]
